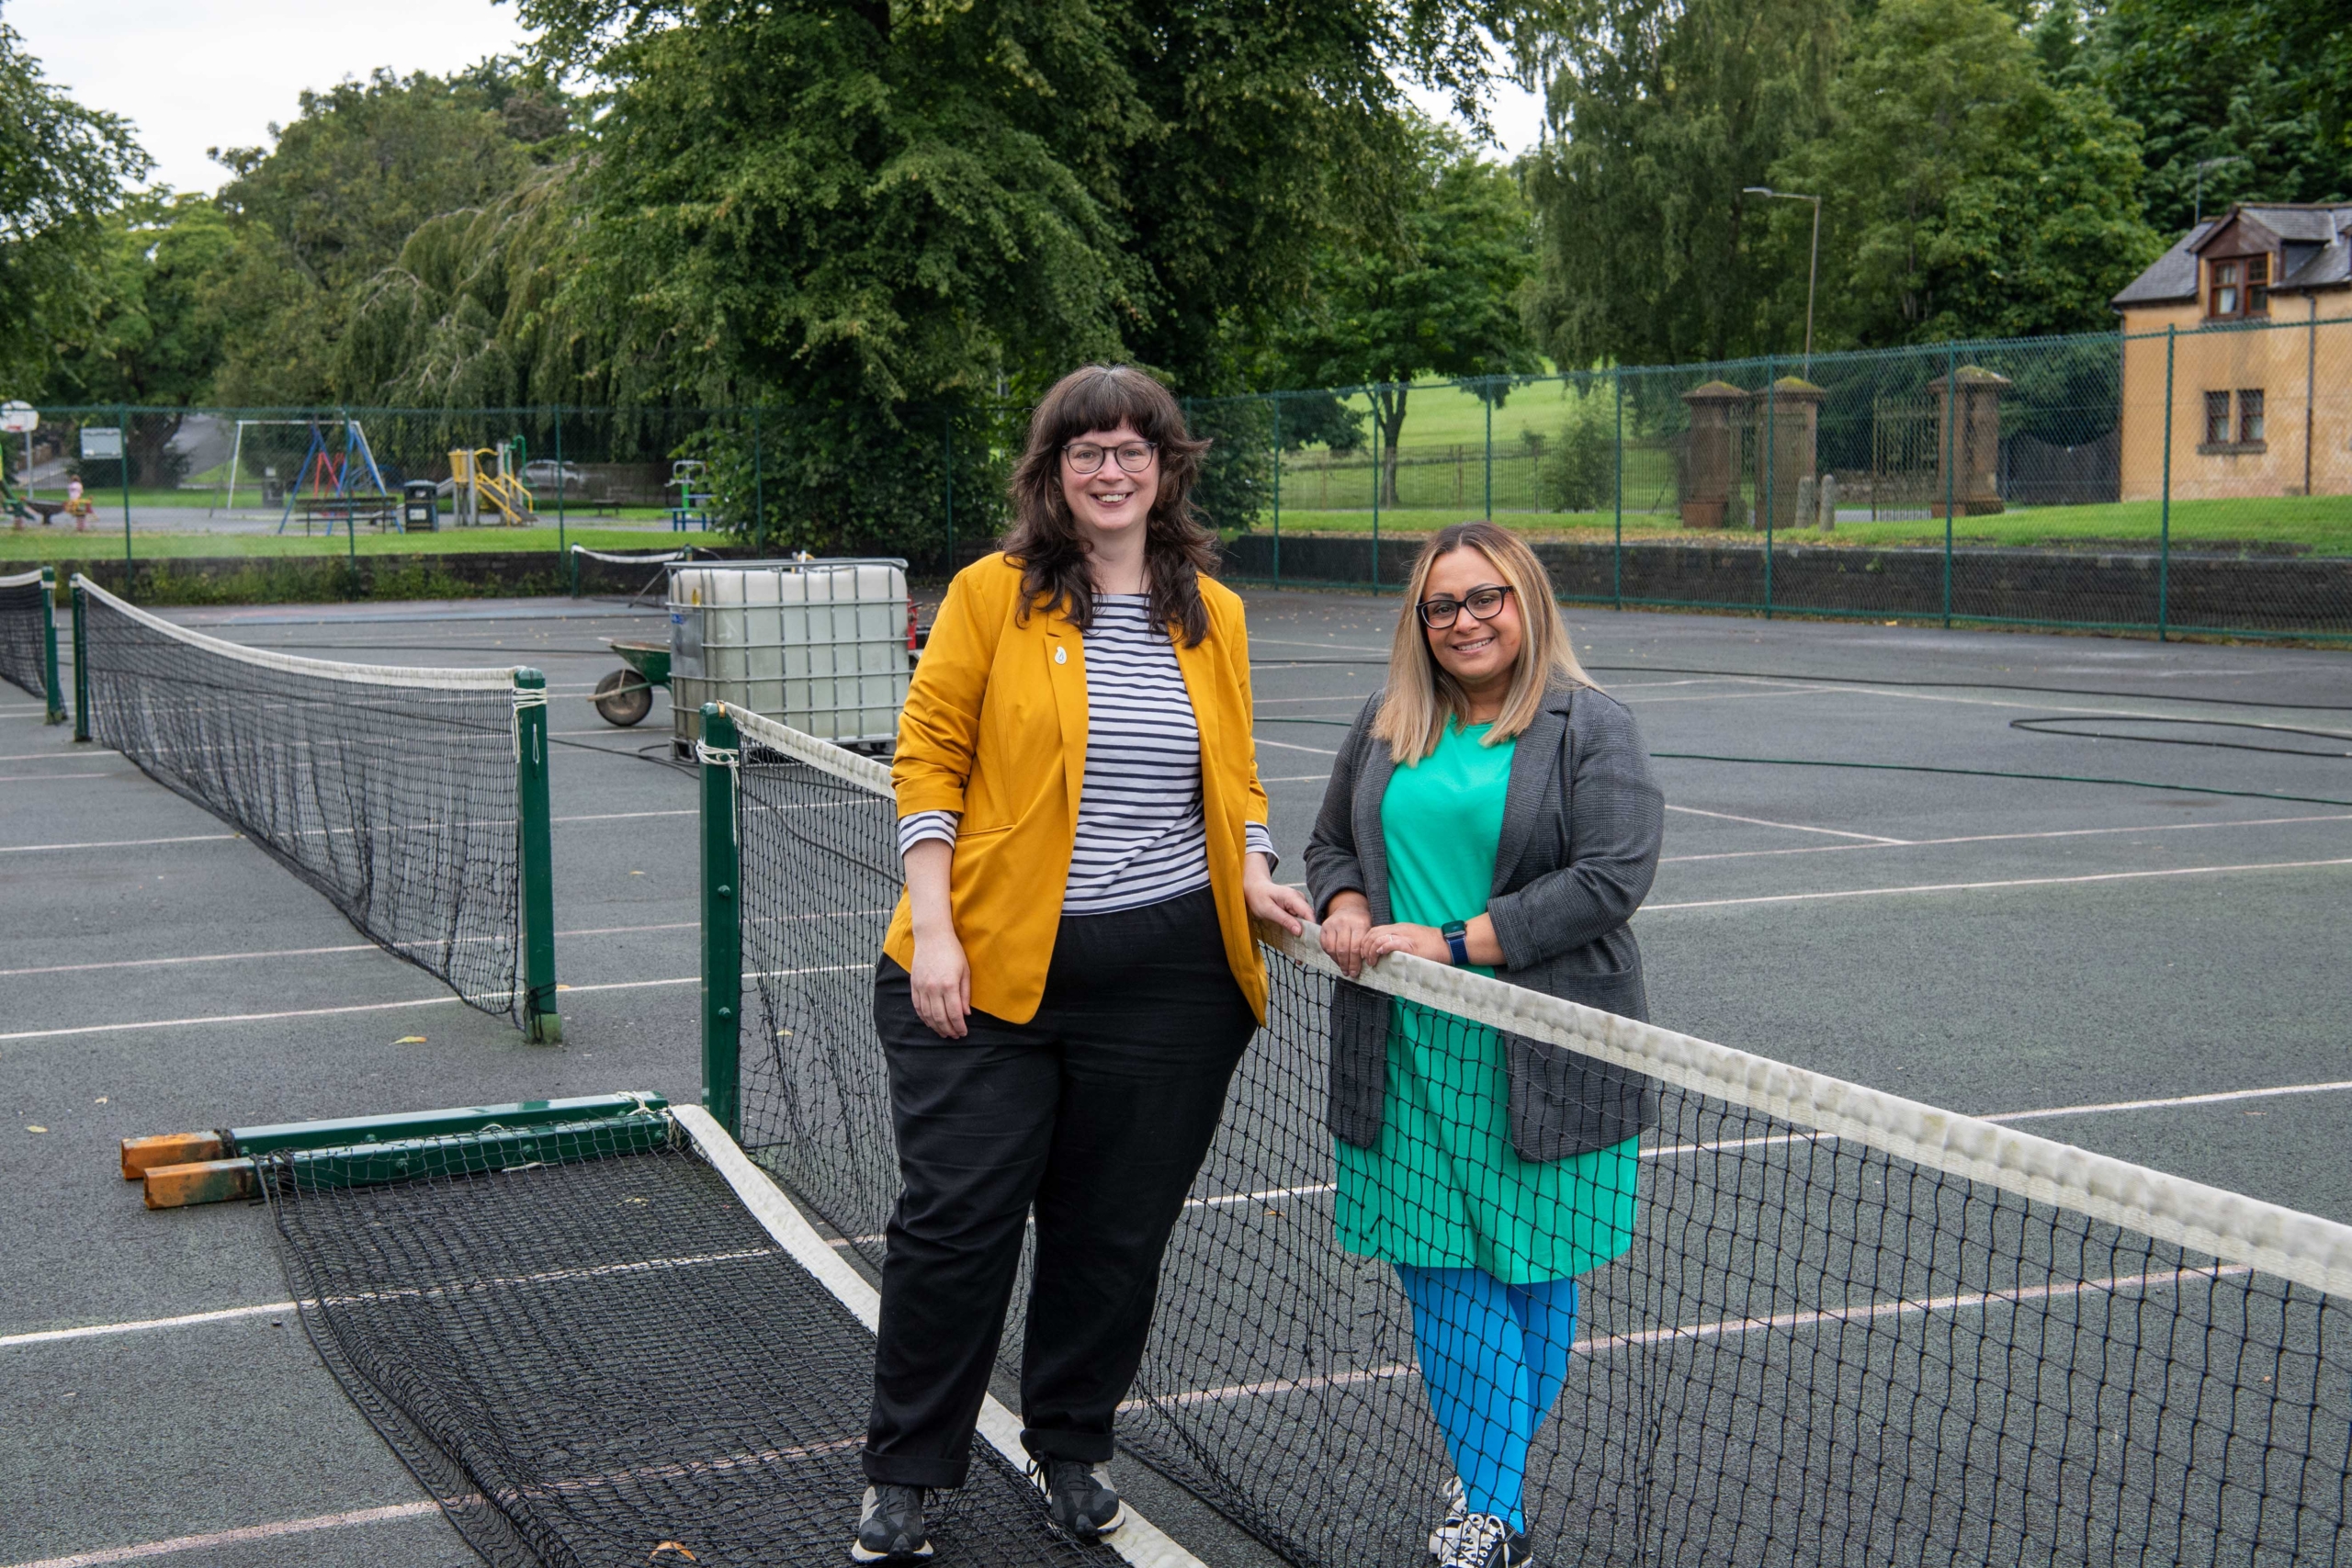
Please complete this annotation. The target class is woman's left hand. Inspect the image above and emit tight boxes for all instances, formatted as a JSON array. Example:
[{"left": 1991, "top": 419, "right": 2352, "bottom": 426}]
[
  {"left": 1363, "top": 923, "right": 1450, "bottom": 964},
  {"left": 1242, "top": 853, "right": 1313, "bottom": 935}
]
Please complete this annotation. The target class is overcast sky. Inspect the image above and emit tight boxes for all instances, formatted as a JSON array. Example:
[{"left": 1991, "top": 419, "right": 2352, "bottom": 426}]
[{"left": 12, "top": 0, "right": 1545, "bottom": 196}]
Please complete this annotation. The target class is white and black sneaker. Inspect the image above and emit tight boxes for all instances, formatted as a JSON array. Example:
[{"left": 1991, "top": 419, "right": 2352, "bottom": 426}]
[
  {"left": 1428, "top": 1475, "right": 1469, "bottom": 1558},
  {"left": 1035, "top": 1458, "right": 1125, "bottom": 1540},
  {"left": 1439, "top": 1511, "right": 1532, "bottom": 1568},
  {"left": 851, "top": 1483, "right": 934, "bottom": 1562}
]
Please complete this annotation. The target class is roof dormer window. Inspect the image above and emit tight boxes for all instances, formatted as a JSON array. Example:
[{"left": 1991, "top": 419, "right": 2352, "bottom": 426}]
[{"left": 2209, "top": 254, "right": 2270, "bottom": 320}]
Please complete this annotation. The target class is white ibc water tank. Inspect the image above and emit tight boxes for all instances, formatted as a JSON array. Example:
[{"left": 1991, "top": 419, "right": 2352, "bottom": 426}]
[{"left": 670, "top": 559, "right": 912, "bottom": 747}]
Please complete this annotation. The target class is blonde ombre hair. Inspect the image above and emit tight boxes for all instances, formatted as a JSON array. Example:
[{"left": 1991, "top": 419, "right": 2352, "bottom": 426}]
[{"left": 1371, "top": 522, "right": 1598, "bottom": 763}]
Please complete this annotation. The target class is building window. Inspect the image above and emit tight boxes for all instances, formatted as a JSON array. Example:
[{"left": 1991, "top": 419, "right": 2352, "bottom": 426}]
[
  {"left": 2209, "top": 255, "right": 2275, "bottom": 320},
  {"left": 2212, "top": 261, "right": 2240, "bottom": 316},
  {"left": 2199, "top": 389, "right": 2268, "bottom": 453},
  {"left": 2247, "top": 254, "right": 2269, "bottom": 315}
]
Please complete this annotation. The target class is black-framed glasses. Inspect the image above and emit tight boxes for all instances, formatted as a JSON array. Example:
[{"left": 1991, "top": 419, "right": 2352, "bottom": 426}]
[
  {"left": 1417, "top": 584, "right": 1514, "bottom": 629},
  {"left": 1063, "top": 439, "right": 1158, "bottom": 475}
]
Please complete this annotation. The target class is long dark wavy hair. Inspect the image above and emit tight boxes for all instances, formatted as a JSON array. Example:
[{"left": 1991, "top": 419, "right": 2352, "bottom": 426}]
[{"left": 1002, "top": 364, "right": 1218, "bottom": 646}]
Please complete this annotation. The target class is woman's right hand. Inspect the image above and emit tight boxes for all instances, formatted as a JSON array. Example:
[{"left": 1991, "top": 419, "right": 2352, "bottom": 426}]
[
  {"left": 1318, "top": 891, "right": 1380, "bottom": 979},
  {"left": 909, "top": 928, "right": 973, "bottom": 1039}
]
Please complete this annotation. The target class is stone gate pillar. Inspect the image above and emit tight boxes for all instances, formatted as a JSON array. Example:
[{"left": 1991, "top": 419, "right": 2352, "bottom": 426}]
[
  {"left": 1928, "top": 366, "right": 2012, "bottom": 516},
  {"left": 1679, "top": 381, "right": 1747, "bottom": 529},
  {"left": 1757, "top": 377, "right": 1826, "bottom": 531}
]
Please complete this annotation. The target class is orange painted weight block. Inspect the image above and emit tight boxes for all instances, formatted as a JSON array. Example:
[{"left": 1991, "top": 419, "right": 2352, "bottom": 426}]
[
  {"left": 142, "top": 1158, "right": 257, "bottom": 1210},
  {"left": 119, "top": 1132, "right": 225, "bottom": 1180}
]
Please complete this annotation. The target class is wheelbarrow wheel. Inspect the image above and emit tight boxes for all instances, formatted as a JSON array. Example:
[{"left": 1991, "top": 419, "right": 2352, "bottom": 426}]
[{"left": 593, "top": 669, "right": 654, "bottom": 727}]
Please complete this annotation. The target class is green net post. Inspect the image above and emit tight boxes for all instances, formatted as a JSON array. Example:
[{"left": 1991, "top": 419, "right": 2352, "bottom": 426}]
[
  {"left": 2158, "top": 324, "right": 2175, "bottom": 642},
  {"left": 569, "top": 544, "right": 580, "bottom": 599},
  {"left": 698, "top": 703, "right": 743, "bottom": 1137},
  {"left": 70, "top": 576, "right": 89, "bottom": 743},
  {"left": 119, "top": 408, "right": 133, "bottom": 590},
  {"left": 1483, "top": 382, "right": 1494, "bottom": 520},
  {"left": 944, "top": 410, "right": 955, "bottom": 574},
  {"left": 553, "top": 404, "right": 567, "bottom": 564},
  {"left": 1762, "top": 354, "right": 1776, "bottom": 619},
  {"left": 39, "top": 566, "right": 63, "bottom": 724},
  {"left": 513, "top": 668, "right": 562, "bottom": 1043},
  {"left": 1370, "top": 387, "right": 1381, "bottom": 590}
]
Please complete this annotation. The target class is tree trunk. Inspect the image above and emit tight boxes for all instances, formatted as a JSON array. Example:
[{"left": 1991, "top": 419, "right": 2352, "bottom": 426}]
[{"left": 1377, "top": 385, "right": 1409, "bottom": 508}]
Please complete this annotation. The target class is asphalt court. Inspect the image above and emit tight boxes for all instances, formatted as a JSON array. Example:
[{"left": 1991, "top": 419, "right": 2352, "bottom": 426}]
[{"left": 3, "top": 586, "right": 2348, "bottom": 1566}]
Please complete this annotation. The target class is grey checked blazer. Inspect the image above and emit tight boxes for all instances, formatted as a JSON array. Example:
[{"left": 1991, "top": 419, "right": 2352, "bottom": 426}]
[{"left": 1302, "top": 682, "right": 1665, "bottom": 1163}]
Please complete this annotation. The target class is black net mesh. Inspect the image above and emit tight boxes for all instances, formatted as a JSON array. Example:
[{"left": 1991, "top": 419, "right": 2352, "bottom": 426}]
[
  {"left": 74, "top": 579, "right": 526, "bottom": 1021},
  {"left": 0, "top": 570, "right": 47, "bottom": 702},
  {"left": 266, "top": 1130, "right": 1119, "bottom": 1567},
  {"left": 732, "top": 729, "right": 2352, "bottom": 1568}
]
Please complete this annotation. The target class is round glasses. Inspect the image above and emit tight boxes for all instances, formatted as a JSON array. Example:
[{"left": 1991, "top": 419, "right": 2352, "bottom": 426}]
[
  {"left": 1417, "top": 584, "right": 1514, "bottom": 629},
  {"left": 1062, "top": 439, "right": 1159, "bottom": 476}
]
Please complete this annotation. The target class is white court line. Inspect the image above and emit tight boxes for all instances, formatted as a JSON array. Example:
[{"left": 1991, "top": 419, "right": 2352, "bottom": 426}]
[
  {"left": 0, "top": 772, "right": 127, "bottom": 782},
  {"left": 1260, "top": 773, "right": 1331, "bottom": 783},
  {"left": 1662, "top": 811, "right": 2352, "bottom": 864},
  {"left": 1985, "top": 1078, "right": 2352, "bottom": 1123},
  {"left": 0, "top": 749, "right": 116, "bottom": 761},
  {"left": 551, "top": 808, "right": 693, "bottom": 824},
  {"left": 0, "top": 832, "right": 240, "bottom": 855},
  {"left": 1666, "top": 802, "right": 1906, "bottom": 844},
  {"left": 1254, "top": 737, "right": 1339, "bottom": 755},
  {"left": 1642, "top": 857, "right": 2352, "bottom": 913},
  {"left": 1, "top": 1503, "right": 440, "bottom": 1567},
  {"left": 0, "top": 1302, "right": 295, "bottom": 1348},
  {"left": 0, "top": 922, "right": 696, "bottom": 980}
]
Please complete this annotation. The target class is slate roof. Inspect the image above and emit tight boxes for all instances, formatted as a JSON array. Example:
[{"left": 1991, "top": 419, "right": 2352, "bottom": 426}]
[{"left": 2112, "top": 206, "right": 2352, "bottom": 309}]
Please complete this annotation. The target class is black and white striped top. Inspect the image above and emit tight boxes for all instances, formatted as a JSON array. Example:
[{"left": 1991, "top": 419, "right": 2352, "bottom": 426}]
[{"left": 899, "top": 594, "right": 1276, "bottom": 916}]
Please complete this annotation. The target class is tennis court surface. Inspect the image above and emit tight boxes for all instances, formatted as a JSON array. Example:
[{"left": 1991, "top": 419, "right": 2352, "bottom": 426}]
[{"left": 3, "top": 586, "right": 2347, "bottom": 1566}]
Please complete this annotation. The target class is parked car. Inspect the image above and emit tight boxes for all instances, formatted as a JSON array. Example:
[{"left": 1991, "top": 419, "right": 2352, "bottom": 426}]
[{"left": 523, "top": 460, "right": 590, "bottom": 491}]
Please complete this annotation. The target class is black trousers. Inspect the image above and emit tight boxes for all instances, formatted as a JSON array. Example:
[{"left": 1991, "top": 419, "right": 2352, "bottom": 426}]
[{"left": 864, "top": 886, "right": 1257, "bottom": 1488}]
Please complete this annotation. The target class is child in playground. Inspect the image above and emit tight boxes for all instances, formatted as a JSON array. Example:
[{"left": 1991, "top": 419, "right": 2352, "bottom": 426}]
[{"left": 65, "top": 475, "right": 90, "bottom": 531}]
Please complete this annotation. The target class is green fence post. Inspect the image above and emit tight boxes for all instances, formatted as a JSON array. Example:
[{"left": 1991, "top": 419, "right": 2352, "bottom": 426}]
[
  {"left": 512, "top": 668, "right": 562, "bottom": 1043},
  {"left": 1762, "top": 355, "right": 1776, "bottom": 620},
  {"left": 1484, "top": 382, "right": 1494, "bottom": 520},
  {"left": 71, "top": 576, "right": 89, "bottom": 743},
  {"left": 752, "top": 406, "right": 765, "bottom": 556},
  {"left": 698, "top": 703, "right": 743, "bottom": 1136},
  {"left": 2158, "top": 324, "right": 2175, "bottom": 642},
  {"left": 1941, "top": 342, "right": 1959, "bottom": 628},
  {"left": 119, "top": 407, "right": 132, "bottom": 591},
  {"left": 1270, "top": 394, "right": 1282, "bottom": 587},
  {"left": 1370, "top": 388, "right": 1382, "bottom": 590},
  {"left": 39, "top": 566, "right": 63, "bottom": 724},
  {"left": 1612, "top": 369, "right": 1624, "bottom": 610},
  {"left": 944, "top": 410, "right": 955, "bottom": 573},
  {"left": 552, "top": 405, "right": 567, "bottom": 566}
]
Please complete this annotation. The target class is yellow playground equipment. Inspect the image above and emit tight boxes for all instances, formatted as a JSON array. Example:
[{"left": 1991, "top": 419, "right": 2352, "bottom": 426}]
[{"left": 445, "top": 442, "right": 537, "bottom": 526}]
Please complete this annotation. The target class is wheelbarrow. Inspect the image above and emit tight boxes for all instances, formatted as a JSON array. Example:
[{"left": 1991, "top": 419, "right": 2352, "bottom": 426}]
[{"left": 593, "top": 639, "right": 669, "bottom": 727}]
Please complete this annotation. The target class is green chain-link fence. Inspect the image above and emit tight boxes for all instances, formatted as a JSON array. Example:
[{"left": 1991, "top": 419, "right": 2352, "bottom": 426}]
[{"left": 6, "top": 317, "right": 2346, "bottom": 637}]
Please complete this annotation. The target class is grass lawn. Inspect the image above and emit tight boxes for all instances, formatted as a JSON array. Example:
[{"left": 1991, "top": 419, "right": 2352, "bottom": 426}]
[
  {"left": 1255, "top": 493, "right": 2352, "bottom": 553},
  {"left": 0, "top": 525, "right": 719, "bottom": 562}
]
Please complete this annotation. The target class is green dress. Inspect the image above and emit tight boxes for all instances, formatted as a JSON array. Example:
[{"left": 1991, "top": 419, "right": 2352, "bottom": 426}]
[{"left": 1333, "top": 720, "right": 1641, "bottom": 1284}]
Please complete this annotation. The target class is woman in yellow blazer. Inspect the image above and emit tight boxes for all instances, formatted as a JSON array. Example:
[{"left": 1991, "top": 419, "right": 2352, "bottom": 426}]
[{"left": 852, "top": 365, "right": 1311, "bottom": 1563}]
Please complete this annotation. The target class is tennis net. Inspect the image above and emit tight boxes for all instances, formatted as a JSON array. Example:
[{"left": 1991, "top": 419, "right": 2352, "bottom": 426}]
[
  {"left": 72, "top": 576, "right": 560, "bottom": 1032},
  {"left": 0, "top": 567, "right": 61, "bottom": 717},
  {"left": 715, "top": 703, "right": 2352, "bottom": 1568}
]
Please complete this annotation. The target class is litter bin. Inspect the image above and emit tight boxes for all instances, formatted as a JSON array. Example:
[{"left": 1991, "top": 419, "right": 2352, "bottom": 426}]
[{"left": 401, "top": 479, "right": 440, "bottom": 533}]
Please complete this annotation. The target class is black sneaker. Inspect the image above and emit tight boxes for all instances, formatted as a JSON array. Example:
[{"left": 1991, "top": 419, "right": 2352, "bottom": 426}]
[
  {"left": 851, "top": 1483, "right": 933, "bottom": 1562},
  {"left": 1439, "top": 1511, "right": 1532, "bottom": 1568},
  {"left": 1035, "top": 1458, "right": 1125, "bottom": 1540}
]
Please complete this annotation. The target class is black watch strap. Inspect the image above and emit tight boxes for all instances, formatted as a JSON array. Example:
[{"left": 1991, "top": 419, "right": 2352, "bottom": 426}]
[{"left": 1442, "top": 919, "right": 1470, "bottom": 966}]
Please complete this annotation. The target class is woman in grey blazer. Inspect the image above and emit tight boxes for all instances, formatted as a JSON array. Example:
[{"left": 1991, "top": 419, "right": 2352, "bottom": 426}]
[{"left": 1302, "top": 522, "right": 1663, "bottom": 1568}]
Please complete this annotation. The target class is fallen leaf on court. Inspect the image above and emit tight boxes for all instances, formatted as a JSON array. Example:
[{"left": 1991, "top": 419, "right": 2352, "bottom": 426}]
[
  {"left": 25, "top": 1125, "right": 47, "bottom": 1134},
  {"left": 93, "top": 1097, "right": 107, "bottom": 1104},
  {"left": 647, "top": 1544, "right": 697, "bottom": 1562},
  {"left": 392, "top": 1036, "right": 427, "bottom": 1045}
]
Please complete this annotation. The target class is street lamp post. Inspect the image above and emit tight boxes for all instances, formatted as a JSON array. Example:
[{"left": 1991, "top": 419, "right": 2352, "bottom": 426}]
[
  {"left": 1745, "top": 186, "right": 1822, "bottom": 378},
  {"left": 2192, "top": 156, "right": 2246, "bottom": 227}
]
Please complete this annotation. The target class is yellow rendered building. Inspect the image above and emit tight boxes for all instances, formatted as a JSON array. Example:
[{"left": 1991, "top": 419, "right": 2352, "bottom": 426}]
[{"left": 2110, "top": 203, "right": 2352, "bottom": 502}]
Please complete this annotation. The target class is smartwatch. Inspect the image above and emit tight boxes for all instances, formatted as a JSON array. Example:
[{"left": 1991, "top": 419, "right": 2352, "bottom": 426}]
[{"left": 1441, "top": 919, "right": 1470, "bottom": 966}]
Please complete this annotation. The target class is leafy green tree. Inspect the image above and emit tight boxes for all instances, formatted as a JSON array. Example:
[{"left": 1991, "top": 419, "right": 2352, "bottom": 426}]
[
  {"left": 1276, "top": 120, "right": 1539, "bottom": 503},
  {"left": 1768, "top": 0, "right": 2162, "bottom": 345},
  {"left": 44, "top": 194, "right": 238, "bottom": 481},
  {"left": 2092, "top": 0, "right": 2351, "bottom": 237},
  {"left": 0, "top": 22, "right": 149, "bottom": 393},
  {"left": 1520, "top": 0, "right": 1841, "bottom": 367},
  {"left": 208, "top": 62, "right": 564, "bottom": 403}
]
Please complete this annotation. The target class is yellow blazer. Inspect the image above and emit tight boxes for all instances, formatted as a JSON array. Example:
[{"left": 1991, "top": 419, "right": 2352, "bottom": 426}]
[{"left": 884, "top": 552, "right": 1272, "bottom": 1025}]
